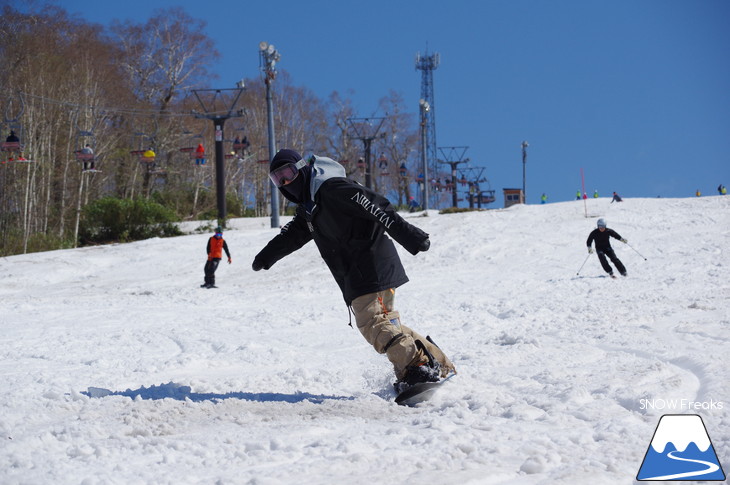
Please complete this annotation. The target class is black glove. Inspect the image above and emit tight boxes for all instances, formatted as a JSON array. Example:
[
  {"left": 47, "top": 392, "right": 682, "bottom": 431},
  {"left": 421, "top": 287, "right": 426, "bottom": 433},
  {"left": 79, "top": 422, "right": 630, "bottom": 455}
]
[
  {"left": 252, "top": 259, "right": 266, "bottom": 271},
  {"left": 419, "top": 238, "right": 430, "bottom": 252}
]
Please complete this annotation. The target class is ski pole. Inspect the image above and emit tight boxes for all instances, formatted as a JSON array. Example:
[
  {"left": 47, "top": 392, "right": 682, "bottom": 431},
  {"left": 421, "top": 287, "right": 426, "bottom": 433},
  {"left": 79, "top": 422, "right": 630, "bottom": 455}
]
[
  {"left": 576, "top": 252, "right": 592, "bottom": 275},
  {"left": 625, "top": 242, "right": 647, "bottom": 261}
]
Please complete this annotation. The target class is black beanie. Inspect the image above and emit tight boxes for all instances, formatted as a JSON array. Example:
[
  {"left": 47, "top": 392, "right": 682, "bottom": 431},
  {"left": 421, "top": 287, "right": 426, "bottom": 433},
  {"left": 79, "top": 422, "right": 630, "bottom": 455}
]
[{"left": 270, "top": 149, "right": 302, "bottom": 172}]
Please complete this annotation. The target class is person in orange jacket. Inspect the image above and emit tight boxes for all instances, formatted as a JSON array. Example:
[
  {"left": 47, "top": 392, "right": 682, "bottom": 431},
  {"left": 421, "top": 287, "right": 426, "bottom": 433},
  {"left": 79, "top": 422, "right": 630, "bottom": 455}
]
[
  {"left": 202, "top": 227, "right": 231, "bottom": 288},
  {"left": 195, "top": 143, "right": 206, "bottom": 165}
]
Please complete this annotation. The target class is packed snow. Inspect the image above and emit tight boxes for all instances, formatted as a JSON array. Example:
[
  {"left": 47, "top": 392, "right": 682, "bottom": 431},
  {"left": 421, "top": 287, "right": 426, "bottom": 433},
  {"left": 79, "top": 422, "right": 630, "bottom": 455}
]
[{"left": 1, "top": 196, "right": 728, "bottom": 484}]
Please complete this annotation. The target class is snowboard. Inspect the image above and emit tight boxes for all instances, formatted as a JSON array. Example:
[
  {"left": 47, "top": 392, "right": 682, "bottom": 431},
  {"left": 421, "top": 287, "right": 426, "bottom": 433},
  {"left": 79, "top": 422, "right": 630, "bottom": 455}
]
[{"left": 395, "top": 374, "right": 455, "bottom": 407}]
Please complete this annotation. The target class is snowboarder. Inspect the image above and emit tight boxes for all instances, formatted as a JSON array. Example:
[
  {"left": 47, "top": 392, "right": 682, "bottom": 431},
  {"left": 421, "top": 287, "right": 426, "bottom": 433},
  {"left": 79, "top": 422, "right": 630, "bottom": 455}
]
[
  {"left": 587, "top": 218, "right": 627, "bottom": 277},
  {"left": 408, "top": 196, "right": 420, "bottom": 212},
  {"left": 611, "top": 191, "right": 623, "bottom": 203},
  {"left": 718, "top": 184, "right": 726, "bottom": 196},
  {"left": 252, "top": 149, "right": 455, "bottom": 392},
  {"left": 202, "top": 227, "right": 231, "bottom": 288}
]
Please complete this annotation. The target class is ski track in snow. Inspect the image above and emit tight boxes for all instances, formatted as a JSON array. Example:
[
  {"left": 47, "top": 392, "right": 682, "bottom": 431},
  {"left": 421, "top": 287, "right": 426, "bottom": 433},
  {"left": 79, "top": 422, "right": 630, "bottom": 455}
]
[{"left": 0, "top": 196, "right": 728, "bottom": 484}]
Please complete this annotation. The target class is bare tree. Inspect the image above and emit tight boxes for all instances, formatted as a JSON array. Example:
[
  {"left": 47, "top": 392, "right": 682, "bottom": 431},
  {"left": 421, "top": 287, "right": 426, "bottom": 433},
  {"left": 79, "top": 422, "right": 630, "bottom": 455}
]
[
  {"left": 377, "top": 91, "right": 419, "bottom": 205},
  {"left": 112, "top": 7, "right": 220, "bottom": 112},
  {"left": 0, "top": 4, "right": 420, "bottom": 256}
]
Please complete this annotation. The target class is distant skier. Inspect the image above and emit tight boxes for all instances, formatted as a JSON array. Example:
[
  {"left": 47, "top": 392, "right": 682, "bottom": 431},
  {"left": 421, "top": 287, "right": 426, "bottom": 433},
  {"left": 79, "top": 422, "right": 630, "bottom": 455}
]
[
  {"left": 718, "top": 184, "right": 726, "bottom": 196},
  {"left": 611, "top": 191, "right": 623, "bottom": 203},
  {"left": 202, "top": 227, "right": 231, "bottom": 288},
  {"left": 576, "top": 190, "right": 581, "bottom": 200},
  {"left": 593, "top": 190, "right": 599, "bottom": 198},
  {"left": 541, "top": 193, "right": 547, "bottom": 204},
  {"left": 587, "top": 218, "right": 627, "bottom": 278},
  {"left": 252, "top": 149, "right": 455, "bottom": 393}
]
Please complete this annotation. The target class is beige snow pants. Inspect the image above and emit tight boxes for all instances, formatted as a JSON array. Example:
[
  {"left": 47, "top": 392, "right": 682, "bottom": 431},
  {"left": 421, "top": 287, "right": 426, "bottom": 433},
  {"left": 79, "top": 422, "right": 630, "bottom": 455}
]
[{"left": 351, "top": 289, "right": 455, "bottom": 381}]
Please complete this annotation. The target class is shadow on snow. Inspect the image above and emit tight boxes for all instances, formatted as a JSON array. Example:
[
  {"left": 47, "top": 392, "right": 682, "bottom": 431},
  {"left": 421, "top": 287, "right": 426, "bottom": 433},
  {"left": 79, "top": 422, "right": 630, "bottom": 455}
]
[{"left": 82, "top": 381, "right": 354, "bottom": 404}]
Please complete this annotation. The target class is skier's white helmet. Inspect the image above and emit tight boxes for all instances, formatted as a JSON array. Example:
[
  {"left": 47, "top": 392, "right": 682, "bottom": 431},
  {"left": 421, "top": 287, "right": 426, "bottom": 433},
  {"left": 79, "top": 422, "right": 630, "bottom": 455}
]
[{"left": 597, "top": 218, "right": 606, "bottom": 228}]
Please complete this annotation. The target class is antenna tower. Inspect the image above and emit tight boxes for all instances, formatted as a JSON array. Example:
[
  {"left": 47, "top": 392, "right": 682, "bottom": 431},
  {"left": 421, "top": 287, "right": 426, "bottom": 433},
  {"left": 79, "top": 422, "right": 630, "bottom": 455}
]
[{"left": 415, "top": 49, "right": 440, "bottom": 199}]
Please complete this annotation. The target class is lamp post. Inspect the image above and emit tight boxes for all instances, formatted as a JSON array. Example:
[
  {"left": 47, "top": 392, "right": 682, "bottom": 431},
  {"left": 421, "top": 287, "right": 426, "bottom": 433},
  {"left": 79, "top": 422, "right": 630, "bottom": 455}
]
[
  {"left": 260, "top": 41, "right": 281, "bottom": 228},
  {"left": 419, "top": 99, "right": 430, "bottom": 211},
  {"left": 521, "top": 140, "right": 528, "bottom": 204}
]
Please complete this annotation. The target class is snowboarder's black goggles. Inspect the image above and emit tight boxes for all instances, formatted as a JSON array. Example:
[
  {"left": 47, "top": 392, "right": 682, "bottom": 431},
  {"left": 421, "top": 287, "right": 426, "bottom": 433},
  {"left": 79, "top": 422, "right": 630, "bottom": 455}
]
[{"left": 269, "top": 158, "right": 307, "bottom": 187}]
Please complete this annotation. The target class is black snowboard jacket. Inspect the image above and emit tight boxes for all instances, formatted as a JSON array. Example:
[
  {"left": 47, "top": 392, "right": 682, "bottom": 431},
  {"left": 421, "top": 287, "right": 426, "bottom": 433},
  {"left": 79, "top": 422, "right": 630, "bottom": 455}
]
[
  {"left": 586, "top": 228, "right": 623, "bottom": 251},
  {"left": 254, "top": 157, "right": 429, "bottom": 305}
]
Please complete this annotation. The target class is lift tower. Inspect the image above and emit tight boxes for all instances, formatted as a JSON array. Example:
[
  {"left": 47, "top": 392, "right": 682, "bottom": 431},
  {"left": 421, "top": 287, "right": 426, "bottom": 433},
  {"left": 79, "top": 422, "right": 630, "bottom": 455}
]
[
  {"left": 415, "top": 50, "right": 439, "bottom": 206},
  {"left": 192, "top": 88, "right": 245, "bottom": 229},
  {"left": 438, "top": 146, "right": 470, "bottom": 208}
]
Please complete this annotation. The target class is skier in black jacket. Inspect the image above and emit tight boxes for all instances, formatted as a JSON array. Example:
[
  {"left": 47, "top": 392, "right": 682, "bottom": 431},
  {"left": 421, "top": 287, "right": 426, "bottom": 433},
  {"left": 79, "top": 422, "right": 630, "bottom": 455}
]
[
  {"left": 252, "top": 149, "right": 455, "bottom": 391},
  {"left": 587, "top": 218, "right": 627, "bottom": 277}
]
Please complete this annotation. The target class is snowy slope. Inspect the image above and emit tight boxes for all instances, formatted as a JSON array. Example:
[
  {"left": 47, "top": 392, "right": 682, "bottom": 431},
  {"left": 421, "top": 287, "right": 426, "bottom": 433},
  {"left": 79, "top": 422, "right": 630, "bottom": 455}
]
[{"left": 0, "top": 196, "right": 728, "bottom": 484}]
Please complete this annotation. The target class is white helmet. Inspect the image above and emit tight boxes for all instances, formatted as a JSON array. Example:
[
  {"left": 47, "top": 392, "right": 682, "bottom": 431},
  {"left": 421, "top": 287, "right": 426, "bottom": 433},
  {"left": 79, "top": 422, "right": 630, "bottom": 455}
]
[{"left": 597, "top": 218, "right": 606, "bottom": 228}]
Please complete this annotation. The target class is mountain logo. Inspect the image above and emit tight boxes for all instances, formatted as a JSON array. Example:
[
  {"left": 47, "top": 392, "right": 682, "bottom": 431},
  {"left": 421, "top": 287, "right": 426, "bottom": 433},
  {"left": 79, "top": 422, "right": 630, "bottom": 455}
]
[{"left": 637, "top": 414, "right": 726, "bottom": 481}]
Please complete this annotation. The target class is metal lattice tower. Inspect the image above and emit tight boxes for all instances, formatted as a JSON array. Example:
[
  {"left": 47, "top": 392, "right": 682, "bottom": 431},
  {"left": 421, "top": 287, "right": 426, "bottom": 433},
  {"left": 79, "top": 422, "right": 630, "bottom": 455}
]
[{"left": 415, "top": 50, "right": 440, "bottom": 184}]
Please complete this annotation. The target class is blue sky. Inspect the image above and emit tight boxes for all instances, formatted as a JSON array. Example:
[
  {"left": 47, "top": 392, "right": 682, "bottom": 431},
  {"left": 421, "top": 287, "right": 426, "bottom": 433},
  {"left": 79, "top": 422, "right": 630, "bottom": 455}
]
[{"left": 36, "top": 1, "right": 730, "bottom": 204}]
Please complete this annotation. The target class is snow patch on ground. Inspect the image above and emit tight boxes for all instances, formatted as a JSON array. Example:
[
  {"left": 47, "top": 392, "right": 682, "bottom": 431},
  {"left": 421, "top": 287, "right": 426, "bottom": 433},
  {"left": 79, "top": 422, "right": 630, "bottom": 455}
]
[{"left": 1, "top": 196, "right": 728, "bottom": 484}]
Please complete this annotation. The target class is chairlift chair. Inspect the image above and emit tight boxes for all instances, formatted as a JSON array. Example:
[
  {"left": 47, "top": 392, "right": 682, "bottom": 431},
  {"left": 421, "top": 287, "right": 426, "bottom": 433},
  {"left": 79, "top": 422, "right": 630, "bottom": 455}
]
[
  {"left": 377, "top": 154, "right": 389, "bottom": 175},
  {"left": 1, "top": 140, "right": 20, "bottom": 151},
  {"left": 74, "top": 132, "right": 99, "bottom": 172},
  {"left": 232, "top": 136, "right": 250, "bottom": 152},
  {"left": 2, "top": 96, "right": 33, "bottom": 163},
  {"left": 137, "top": 148, "right": 156, "bottom": 163},
  {"left": 2, "top": 128, "right": 32, "bottom": 163},
  {"left": 74, "top": 148, "right": 100, "bottom": 172}
]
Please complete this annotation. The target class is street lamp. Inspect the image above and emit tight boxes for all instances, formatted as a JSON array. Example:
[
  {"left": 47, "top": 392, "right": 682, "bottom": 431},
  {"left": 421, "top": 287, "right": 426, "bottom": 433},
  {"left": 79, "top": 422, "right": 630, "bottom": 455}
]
[
  {"left": 521, "top": 140, "right": 528, "bottom": 204},
  {"left": 419, "top": 99, "right": 430, "bottom": 211},
  {"left": 260, "top": 41, "right": 281, "bottom": 228}
]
